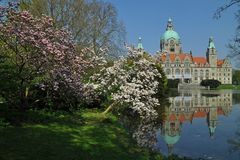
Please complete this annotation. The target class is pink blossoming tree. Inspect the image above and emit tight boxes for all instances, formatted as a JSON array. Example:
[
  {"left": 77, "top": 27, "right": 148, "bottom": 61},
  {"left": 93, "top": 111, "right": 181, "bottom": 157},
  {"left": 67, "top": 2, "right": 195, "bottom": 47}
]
[{"left": 0, "top": 8, "right": 88, "bottom": 110}]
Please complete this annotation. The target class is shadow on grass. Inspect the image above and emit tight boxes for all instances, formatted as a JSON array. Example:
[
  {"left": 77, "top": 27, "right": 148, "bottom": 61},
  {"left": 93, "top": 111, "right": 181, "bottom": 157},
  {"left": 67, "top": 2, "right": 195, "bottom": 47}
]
[{"left": 0, "top": 109, "right": 161, "bottom": 160}]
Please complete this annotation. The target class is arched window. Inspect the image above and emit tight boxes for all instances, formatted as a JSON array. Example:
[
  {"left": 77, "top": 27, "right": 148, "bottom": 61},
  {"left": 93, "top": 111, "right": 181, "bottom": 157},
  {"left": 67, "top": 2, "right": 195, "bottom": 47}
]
[
  {"left": 175, "top": 69, "right": 180, "bottom": 75},
  {"left": 185, "top": 68, "right": 190, "bottom": 74},
  {"left": 170, "top": 40, "right": 175, "bottom": 52},
  {"left": 200, "top": 70, "right": 204, "bottom": 77},
  {"left": 200, "top": 70, "right": 204, "bottom": 80},
  {"left": 166, "top": 69, "right": 171, "bottom": 75},
  {"left": 206, "top": 69, "right": 209, "bottom": 79}
]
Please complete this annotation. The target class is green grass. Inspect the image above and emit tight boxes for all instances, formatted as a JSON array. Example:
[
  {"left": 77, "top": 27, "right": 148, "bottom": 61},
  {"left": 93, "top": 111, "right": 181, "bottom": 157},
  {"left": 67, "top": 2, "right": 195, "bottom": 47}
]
[
  {"left": 217, "top": 84, "right": 240, "bottom": 90},
  {"left": 0, "top": 109, "right": 168, "bottom": 160}
]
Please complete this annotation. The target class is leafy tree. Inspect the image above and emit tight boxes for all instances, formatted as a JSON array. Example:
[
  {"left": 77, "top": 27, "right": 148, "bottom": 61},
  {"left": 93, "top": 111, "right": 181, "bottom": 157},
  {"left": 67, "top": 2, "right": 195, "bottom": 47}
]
[
  {"left": 233, "top": 69, "right": 240, "bottom": 84},
  {"left": 200, "top": 79, "right": 221, "bottom": 89},
  {"left": 20, "top": 0, "right": 126, "bottom": 58},
  {"left": 215, "top": 0, "right": 240, "bottom": 67},
  {"left": 167, "top": 79, "right": 180, "bottom": 88}
]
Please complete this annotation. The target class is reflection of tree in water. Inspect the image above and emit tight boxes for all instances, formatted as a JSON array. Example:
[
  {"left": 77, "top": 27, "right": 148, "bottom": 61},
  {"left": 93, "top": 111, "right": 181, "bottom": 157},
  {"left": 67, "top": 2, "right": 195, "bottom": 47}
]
[
  {"left": 119, "top": 110, "right": 159, "bottom": 150},
  {"left": 118, "top": 99, "right": 167, "bottom": 150},
  {"left": 132, "top": 117, "right": 159, "bottom": 148},
  {"left": 233, "top": 93, "right": 240, "bottom": 104},
  {"left": 201, "top": 93, "right": 220, "bottom": 97},
  {"left": 228, "top": 93, "right": 240, "bottom": 154}
]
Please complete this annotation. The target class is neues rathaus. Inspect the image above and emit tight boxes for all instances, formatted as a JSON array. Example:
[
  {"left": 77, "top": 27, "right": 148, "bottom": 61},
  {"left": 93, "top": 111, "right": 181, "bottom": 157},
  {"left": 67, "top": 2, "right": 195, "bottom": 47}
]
[{"left": 138, "top": 18, "right": 232, "bottom": 84}]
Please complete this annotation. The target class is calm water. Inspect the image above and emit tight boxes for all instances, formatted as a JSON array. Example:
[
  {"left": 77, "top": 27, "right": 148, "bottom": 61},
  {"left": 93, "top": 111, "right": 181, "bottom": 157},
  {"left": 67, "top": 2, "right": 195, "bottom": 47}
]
[
  {"left": 156, "top": 89, "right": 240, "bottom": 160},
  {"left": 121, "top": 89, "right": 240, "bottom": 160}
]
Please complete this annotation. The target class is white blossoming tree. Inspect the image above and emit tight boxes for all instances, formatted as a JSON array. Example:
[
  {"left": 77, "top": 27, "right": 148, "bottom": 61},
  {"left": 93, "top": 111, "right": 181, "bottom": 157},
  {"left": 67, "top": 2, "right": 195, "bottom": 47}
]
[{"left": 90, "top": 46, "right": 167, "bottom": 119}]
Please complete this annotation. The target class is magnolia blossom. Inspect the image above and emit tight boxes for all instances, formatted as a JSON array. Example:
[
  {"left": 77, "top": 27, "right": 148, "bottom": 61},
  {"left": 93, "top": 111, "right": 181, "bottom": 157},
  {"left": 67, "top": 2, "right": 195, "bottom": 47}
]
[
  {"left": 0, "top": 9, "right": 102, "bottom": 106},
  {"left": 91, "top": 47, "right": 163, "bottom": 118}
]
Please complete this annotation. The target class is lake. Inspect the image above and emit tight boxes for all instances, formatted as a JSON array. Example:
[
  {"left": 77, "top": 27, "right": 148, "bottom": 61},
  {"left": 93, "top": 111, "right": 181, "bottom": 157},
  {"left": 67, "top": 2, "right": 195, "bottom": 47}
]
[
  {"left": 121, "top": 89, "right": 240, "bottom": 160},
  {"left": 156, "top": 89, "right": 240, "bottom": 160}
]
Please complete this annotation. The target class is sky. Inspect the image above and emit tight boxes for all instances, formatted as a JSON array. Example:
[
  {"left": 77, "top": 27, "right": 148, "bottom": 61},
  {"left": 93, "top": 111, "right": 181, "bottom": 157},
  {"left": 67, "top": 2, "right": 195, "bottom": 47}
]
[
  {"left": 0, "top": 0, "right": 238, "bottom": 61},
  {"left": 107, "top": 0, "right": 238, "bottom": 60}
]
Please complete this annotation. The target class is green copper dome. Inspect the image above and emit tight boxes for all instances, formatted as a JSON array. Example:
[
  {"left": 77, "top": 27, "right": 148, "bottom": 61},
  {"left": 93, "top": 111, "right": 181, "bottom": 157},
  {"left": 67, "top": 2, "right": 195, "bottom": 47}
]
[
  {"left": 161, "top": 18, "right": 180, "bottom": 42},
  {"left": 208, "top": 36, "right": 215, "bottom": 49},
  {"left": 164, "top": 135, "right": 180, "bottom": 145},
  {"left": 161, "top": 30, "right": 180, "bottom": 42}
]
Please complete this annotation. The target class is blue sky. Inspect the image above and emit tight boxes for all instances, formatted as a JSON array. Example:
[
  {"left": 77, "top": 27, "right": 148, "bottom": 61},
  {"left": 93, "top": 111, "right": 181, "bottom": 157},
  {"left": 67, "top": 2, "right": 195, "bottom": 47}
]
[
  {"left": 1, "top": 0, "right": 238, "bottom": 60},
  {"left": 107, "top": 0, "right": 238, "bottom": 60}
]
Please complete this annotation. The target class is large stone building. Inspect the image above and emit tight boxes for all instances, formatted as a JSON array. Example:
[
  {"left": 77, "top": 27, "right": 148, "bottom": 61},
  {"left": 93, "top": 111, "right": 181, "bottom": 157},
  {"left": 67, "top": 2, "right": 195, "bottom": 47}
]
[{"left": 157, "top": 18, "right": 232, "bottom": 84}]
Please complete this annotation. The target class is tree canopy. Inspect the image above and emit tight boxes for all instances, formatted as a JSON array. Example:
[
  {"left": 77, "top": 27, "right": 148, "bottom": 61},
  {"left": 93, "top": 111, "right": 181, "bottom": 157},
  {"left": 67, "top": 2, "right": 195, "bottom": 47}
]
[
  {"left": 20, "top": 0, "right": 126, "bottom": 58},
  {"left": 215, "top": 0, "right": 240, "bottom": 67}
]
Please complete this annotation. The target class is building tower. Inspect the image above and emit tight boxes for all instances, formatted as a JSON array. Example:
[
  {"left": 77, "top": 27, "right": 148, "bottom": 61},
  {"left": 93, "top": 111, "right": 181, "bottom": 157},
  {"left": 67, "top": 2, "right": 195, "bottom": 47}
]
[
  {"left": 160, "top": 18, "right": 181, "bottom": 54},
  {"left": 206, "top": 37, "right": 217, "bottom": 67},
  {"left": 137, "top": 37, "right": 144, "bottom": 51}
]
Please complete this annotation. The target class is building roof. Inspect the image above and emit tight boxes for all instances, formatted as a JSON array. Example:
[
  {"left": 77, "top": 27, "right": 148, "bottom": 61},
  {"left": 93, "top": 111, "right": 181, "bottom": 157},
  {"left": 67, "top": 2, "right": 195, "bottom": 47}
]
[
  {"left": 161, "top": 53, "right": 193, "bottom": 62},
  {"left": 217, "top": 60, "right": 224, "bottom": 67},
  {"left": 161, "top": 30, "right": 180, "bottom": 42},
  {"left": 160, "top": 53, "right": 227, "bottom": 67},
  {"left": 193, "top": 57, "right": 207, "bottom": 65}
]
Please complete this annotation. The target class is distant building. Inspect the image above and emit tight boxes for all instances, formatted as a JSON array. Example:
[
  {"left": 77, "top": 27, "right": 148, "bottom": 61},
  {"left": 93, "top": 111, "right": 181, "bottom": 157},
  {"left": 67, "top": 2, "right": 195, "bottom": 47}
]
[{"left": 156, "top": 18, "right": 232, "bottom": 84}]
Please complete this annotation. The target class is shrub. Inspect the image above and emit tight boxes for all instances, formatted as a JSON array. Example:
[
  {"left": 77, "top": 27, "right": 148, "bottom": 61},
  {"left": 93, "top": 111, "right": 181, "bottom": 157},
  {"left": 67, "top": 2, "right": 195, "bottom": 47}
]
[
  {"left": 200, "top": 79, "right": 221, "bottom": 89},
  {"left": 167, "top": 79, "right": 180, "bottom": 88}
]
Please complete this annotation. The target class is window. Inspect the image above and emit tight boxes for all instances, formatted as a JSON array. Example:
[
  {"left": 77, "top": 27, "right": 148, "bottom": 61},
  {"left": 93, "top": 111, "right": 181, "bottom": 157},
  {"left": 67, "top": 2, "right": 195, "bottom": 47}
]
[
  {"left": 200, "top": 70, "right": 204, "bottom": 78},
  {"left": 170, "top": 40, "right": 175, "bottom": 52},
  {"left": 166, "top": 69, "right": 171, "bottom": 75},
  {"left": 185, "top": 68, "right": 190, "bottom": 74},
  {"left": 194, "top": 69, "right": 198, "bottom": 77},
  {"left": 176, "top": 69, "right": 180, "bottom": 75},
  {"left": 170, "top": 48, "right": 175, "bottom": 52},
  {"left": 206, "top": 69, "right": 209, "bottom": 78}
]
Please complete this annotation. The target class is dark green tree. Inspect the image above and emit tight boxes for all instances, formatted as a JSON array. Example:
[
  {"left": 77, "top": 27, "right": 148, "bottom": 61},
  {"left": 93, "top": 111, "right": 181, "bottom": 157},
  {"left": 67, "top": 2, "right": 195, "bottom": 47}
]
[
  {"left": 200, "top": 79, "right": 221, "bottom": 89},
  {"left": 233, "top": 69, "right": 240, "bottom": 84}
]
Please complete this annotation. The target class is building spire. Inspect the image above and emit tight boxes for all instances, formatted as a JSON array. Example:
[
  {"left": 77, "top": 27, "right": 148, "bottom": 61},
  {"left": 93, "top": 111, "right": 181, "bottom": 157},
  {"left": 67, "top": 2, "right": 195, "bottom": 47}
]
[
  {"left": 137, "top": 37, "right": 144, "bottom": 50},
  {"left": 167, "top": 17, "right": 173, "bottom": 30},
  {"left": 208, "top": 36, "right": 215, "bottom": 49}
]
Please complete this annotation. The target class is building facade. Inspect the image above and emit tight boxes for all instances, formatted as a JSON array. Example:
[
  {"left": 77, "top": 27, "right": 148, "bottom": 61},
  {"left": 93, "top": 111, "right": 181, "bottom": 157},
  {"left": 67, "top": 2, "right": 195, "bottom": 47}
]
[{"left": 158, "top": 18, "right": 232, "bottom": 84}]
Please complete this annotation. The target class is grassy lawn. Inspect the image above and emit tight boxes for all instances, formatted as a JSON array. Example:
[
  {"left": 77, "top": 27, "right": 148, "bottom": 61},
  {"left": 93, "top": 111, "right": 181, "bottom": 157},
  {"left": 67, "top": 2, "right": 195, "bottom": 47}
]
[
  {"left": 0, "top": 109, "right": 169, "bottom": 160},
  {"left": 217, "top": 84, "right": 240, "bottom": 90}
]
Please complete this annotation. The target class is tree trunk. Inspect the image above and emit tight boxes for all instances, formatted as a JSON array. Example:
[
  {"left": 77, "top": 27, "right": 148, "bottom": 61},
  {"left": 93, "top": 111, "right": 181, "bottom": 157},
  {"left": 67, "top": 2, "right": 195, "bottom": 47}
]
[{"left": 102, "top": 101, "right": 117, "bottom": 115}]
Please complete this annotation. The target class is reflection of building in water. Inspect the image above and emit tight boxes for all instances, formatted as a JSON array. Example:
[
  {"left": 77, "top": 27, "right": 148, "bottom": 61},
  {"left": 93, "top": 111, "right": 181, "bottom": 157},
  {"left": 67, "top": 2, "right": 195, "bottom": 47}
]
[{"left": 161, "top": 91, "right": 232, "bottom": 155}]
